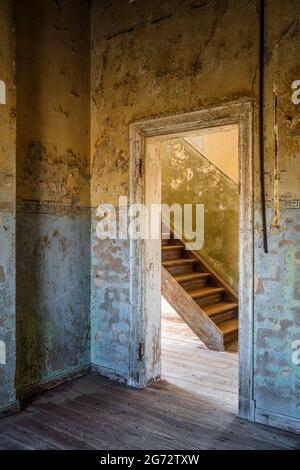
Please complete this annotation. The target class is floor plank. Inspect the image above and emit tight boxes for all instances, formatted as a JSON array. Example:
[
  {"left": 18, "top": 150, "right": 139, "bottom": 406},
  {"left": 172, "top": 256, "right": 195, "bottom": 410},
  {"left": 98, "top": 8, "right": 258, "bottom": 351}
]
[
  {"left": 0, "top": 303, "right": 299, "bottom": 449},
  {"left": 161, "top": 299, "right": 238, "bottom": 412}
]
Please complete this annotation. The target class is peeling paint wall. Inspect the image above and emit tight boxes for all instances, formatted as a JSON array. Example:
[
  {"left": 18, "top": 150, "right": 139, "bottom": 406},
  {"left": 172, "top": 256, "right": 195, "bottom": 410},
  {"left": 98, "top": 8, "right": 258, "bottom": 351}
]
[
  {"left": 161, "top": 138, "right": 239, "bottom": 291},
  {"left": 90, "top": 0, "right": 259, "bottom": 379},
  {"left": 254, "top": 0, "right": 300, "bottom": 424},
  {"left": 15, "top": 0, "right": 91, "bottom": 392},
  {"left": 91, "top": 0, "right": 300, "bottom": 428},
  {"left": 0, "top": 0, "right": 298, "bottom": 431},
  {"left": 0, "top": 0, "right": 17, "bottom": 410}
]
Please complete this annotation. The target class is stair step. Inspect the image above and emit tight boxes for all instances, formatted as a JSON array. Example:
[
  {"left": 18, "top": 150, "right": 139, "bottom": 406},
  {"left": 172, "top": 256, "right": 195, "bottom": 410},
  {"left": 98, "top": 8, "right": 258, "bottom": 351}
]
[
  {"left": 174, "top": 272, "right": 210, "bottom": 282},
  {"left": 161, "top": 226, "right": 239, "bottom": 351},
  {"left": 218, "top": 318, "right": 239, "bottom": 345},
  {"left": 189, "top": 286, "right": 225, "bottom": 308},
  {"left": 202, "top": 302, "right": 238, "bottom": 325},
  {"left": 189, "top": 286, "right": 225, "bottom": 300},
  {"left": 162, "top": 258, "right": 196, "bottom": 275},
  {"left": 174, "top": 271, "right": 210, "bottom": 291},
  {"left": 162, "top": 245, "right": 183, "bottom": 261}
]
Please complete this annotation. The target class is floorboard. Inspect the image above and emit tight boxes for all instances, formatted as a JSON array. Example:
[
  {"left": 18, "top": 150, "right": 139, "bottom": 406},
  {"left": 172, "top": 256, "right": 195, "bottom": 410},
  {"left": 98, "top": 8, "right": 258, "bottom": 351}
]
[{"left": 0, "top": 303, "right": 299, "bottom": 449}]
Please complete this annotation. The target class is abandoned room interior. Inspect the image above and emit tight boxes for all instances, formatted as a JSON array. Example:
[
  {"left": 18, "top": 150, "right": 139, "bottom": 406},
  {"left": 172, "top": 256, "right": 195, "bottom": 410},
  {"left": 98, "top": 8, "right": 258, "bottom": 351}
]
[{"left": 0, "top": 0, "right": 300, "bottom": 451}]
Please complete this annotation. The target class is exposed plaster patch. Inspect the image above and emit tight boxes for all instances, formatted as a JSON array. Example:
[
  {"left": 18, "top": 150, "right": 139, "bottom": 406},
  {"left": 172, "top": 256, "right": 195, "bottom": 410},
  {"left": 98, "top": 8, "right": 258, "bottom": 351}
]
[{"left": 278, "top": 239, "right": 292, "bottom": 247}]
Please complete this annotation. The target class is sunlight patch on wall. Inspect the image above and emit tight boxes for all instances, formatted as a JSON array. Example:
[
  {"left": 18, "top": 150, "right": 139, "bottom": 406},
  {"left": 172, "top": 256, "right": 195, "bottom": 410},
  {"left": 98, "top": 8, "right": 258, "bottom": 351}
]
[{"left": 185, "top": 125, "right": 239, "bottom": 184}]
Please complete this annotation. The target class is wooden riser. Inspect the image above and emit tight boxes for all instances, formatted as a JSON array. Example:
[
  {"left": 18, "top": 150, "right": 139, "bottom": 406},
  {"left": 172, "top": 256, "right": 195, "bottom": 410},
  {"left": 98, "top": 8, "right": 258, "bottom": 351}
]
[
  {"left": 177, "top": 276, "right": 210, "bottom": 291},
  {"left": 209, "top": 309, "right": 238, "bottom": 325},
  {"left": 202, "top": 302, "right": 238, "bottom": 324},
  {"left": 195, "top": 293, "right": 224, "bottom": 308},
  {"left": 166, "top": 265, "right": 195, "bottom": 275},
  {"left": 224, "top": 330, "right": 239, "bottom": 345},
  {"left": 163, "top": 259, "right": 196, "bottom": 276},
  {"left": 162, "top": 246, "right": 183, "bottom": 261},
  {"left": 161, "top": 227, "right": 238, "bottom": 351},
  {"left": 219, "top": 319, "right": 239, "bottom": 345}
]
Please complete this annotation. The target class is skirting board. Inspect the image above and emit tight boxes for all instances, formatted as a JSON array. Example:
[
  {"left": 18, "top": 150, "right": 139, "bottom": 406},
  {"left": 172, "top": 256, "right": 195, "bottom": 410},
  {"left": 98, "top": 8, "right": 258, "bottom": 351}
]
[
  {"left": 17, "top": 364, "right": 90, "bottom": 402},
  {"left": 91, "top": 363, "right": 128, "bottom": 384},
  {"left": 255, "top": 408, "right": 300, "bottom": 435},
  {"left": 0, "top": 400, "right": 20, "bottom": 419}
]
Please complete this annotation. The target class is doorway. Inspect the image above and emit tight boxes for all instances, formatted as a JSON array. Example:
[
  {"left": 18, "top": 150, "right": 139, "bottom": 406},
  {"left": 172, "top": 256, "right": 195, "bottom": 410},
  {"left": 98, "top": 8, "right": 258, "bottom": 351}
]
[
  {"left": 129, "top": 100, "right": 255, "bottom": 421},
  {"left": 160, "top": 124, "right": 239, "bottom": 410}
]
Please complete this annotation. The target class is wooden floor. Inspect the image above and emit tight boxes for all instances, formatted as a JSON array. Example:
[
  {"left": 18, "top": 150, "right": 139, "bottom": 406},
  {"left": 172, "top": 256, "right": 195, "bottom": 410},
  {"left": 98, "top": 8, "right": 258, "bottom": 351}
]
[
  {"left": 161, "top": 298, "right": 239, "bottom": 413},
  {"left": 0, "top": 303, "right": 299, "bottom": 449}
]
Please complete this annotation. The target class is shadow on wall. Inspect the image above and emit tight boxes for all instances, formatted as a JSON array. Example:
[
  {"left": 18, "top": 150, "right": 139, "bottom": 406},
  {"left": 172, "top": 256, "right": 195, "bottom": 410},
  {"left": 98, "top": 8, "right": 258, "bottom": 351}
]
[
  {"left": 161, "top": 137, "right": 239, "bottom": 292},
  {"left": 14, "top": 0, "right": 91, "bottom": 393}
]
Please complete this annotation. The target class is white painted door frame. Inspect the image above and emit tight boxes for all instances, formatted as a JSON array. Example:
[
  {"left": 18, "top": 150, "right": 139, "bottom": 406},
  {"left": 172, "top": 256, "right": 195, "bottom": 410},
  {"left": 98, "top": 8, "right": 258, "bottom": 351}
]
[{"left": 129, "top": 99, "right": 255, "bottom": 422}]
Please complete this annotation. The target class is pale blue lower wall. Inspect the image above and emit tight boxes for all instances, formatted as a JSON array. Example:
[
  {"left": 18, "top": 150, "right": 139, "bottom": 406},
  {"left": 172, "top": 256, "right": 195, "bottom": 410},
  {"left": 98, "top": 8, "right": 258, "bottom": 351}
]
[
  {"left": 254, "top": 205, "right": 300, "bottom": 422},
  {"left": 0, "top": 211, "right": 17, "bottom": 408},
  {"left": 15, "top": 208, "right": 91, "bottom": 392},
  {"left": 90, "top": 213, "right": 130, "bottom": 378}
]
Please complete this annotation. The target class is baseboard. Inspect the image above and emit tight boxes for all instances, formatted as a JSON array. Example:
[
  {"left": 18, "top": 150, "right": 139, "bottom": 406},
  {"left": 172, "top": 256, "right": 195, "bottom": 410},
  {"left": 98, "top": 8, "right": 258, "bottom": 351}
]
[
  {"left": 255, "top": 407, "right": 300, "bottom": 435},
  {"left": 239, "top": 398, "right": 255, "bottom": 422},
  {"left": 0, "top": 400, "right": 20, "bottom": 419},
  {"left": 17, "top": 364, "right": 91, "bottom": 402},
  {"left": 91, "top": 363, "right": 128, "bottom": 384}
]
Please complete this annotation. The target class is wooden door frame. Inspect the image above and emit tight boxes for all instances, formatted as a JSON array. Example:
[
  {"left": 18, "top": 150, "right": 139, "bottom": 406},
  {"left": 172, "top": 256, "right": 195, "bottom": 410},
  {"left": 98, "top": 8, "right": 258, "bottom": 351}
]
[{"left": 129, "top": 99, "right": 255, "bottom": 422}]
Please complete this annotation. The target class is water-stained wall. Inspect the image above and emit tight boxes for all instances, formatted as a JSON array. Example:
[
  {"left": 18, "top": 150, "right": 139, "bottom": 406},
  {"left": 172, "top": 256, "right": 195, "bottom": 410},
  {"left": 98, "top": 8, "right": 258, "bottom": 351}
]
[
  {"left": 15, "top": 0, "right": 91, "bottom": 393},
  {"left": 0, "top": 0, "right": 17, "bottom": 412},
  {"left": 91, "top": 0, "right": 300, "bottom": 431},
  {"left": 253, "top": 1, "right": 300, "bottom": 428},
  {"left": 90, "top": 0, "right": 260, "bottom": 378},
  {"left": 161, "top": 138, "right": 239, "bottom": 291},
  {"left": 0, "top": 0, "right": 299, "bottom": 433}
]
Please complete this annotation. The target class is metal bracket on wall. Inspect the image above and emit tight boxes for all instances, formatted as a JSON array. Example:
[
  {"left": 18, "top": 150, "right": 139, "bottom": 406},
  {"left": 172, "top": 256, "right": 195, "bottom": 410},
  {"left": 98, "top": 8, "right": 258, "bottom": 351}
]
[{"left": 270, "top": 82, "right": 281, "bottom": 234}]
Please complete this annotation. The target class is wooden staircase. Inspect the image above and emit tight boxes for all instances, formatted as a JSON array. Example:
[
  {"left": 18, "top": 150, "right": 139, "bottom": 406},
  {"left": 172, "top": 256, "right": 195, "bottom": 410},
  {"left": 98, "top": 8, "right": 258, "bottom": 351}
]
[{"left": 161, "top": 232, "right": 238, "bottom": 351}]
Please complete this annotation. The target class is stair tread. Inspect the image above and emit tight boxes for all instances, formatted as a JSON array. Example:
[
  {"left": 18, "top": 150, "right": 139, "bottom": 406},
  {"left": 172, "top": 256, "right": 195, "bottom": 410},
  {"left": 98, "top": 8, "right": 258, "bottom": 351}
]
[
  {"left": 161, "top": 229, "right": 239, "bottom": 350},
  {"left": 189, "top": 286, "right": 224, "bottom": 299},
  {"left": 162, "top": 258, "right": 196, "bottom": 266},
  {"left": 203, "top": 302, "right": 238, "bottom": 317},
  {"left": 174, "top": 272, "right": 210, "bottom": 282},
  {"left": 218, "top": 318, "right": 239, "bottom": 334}
]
